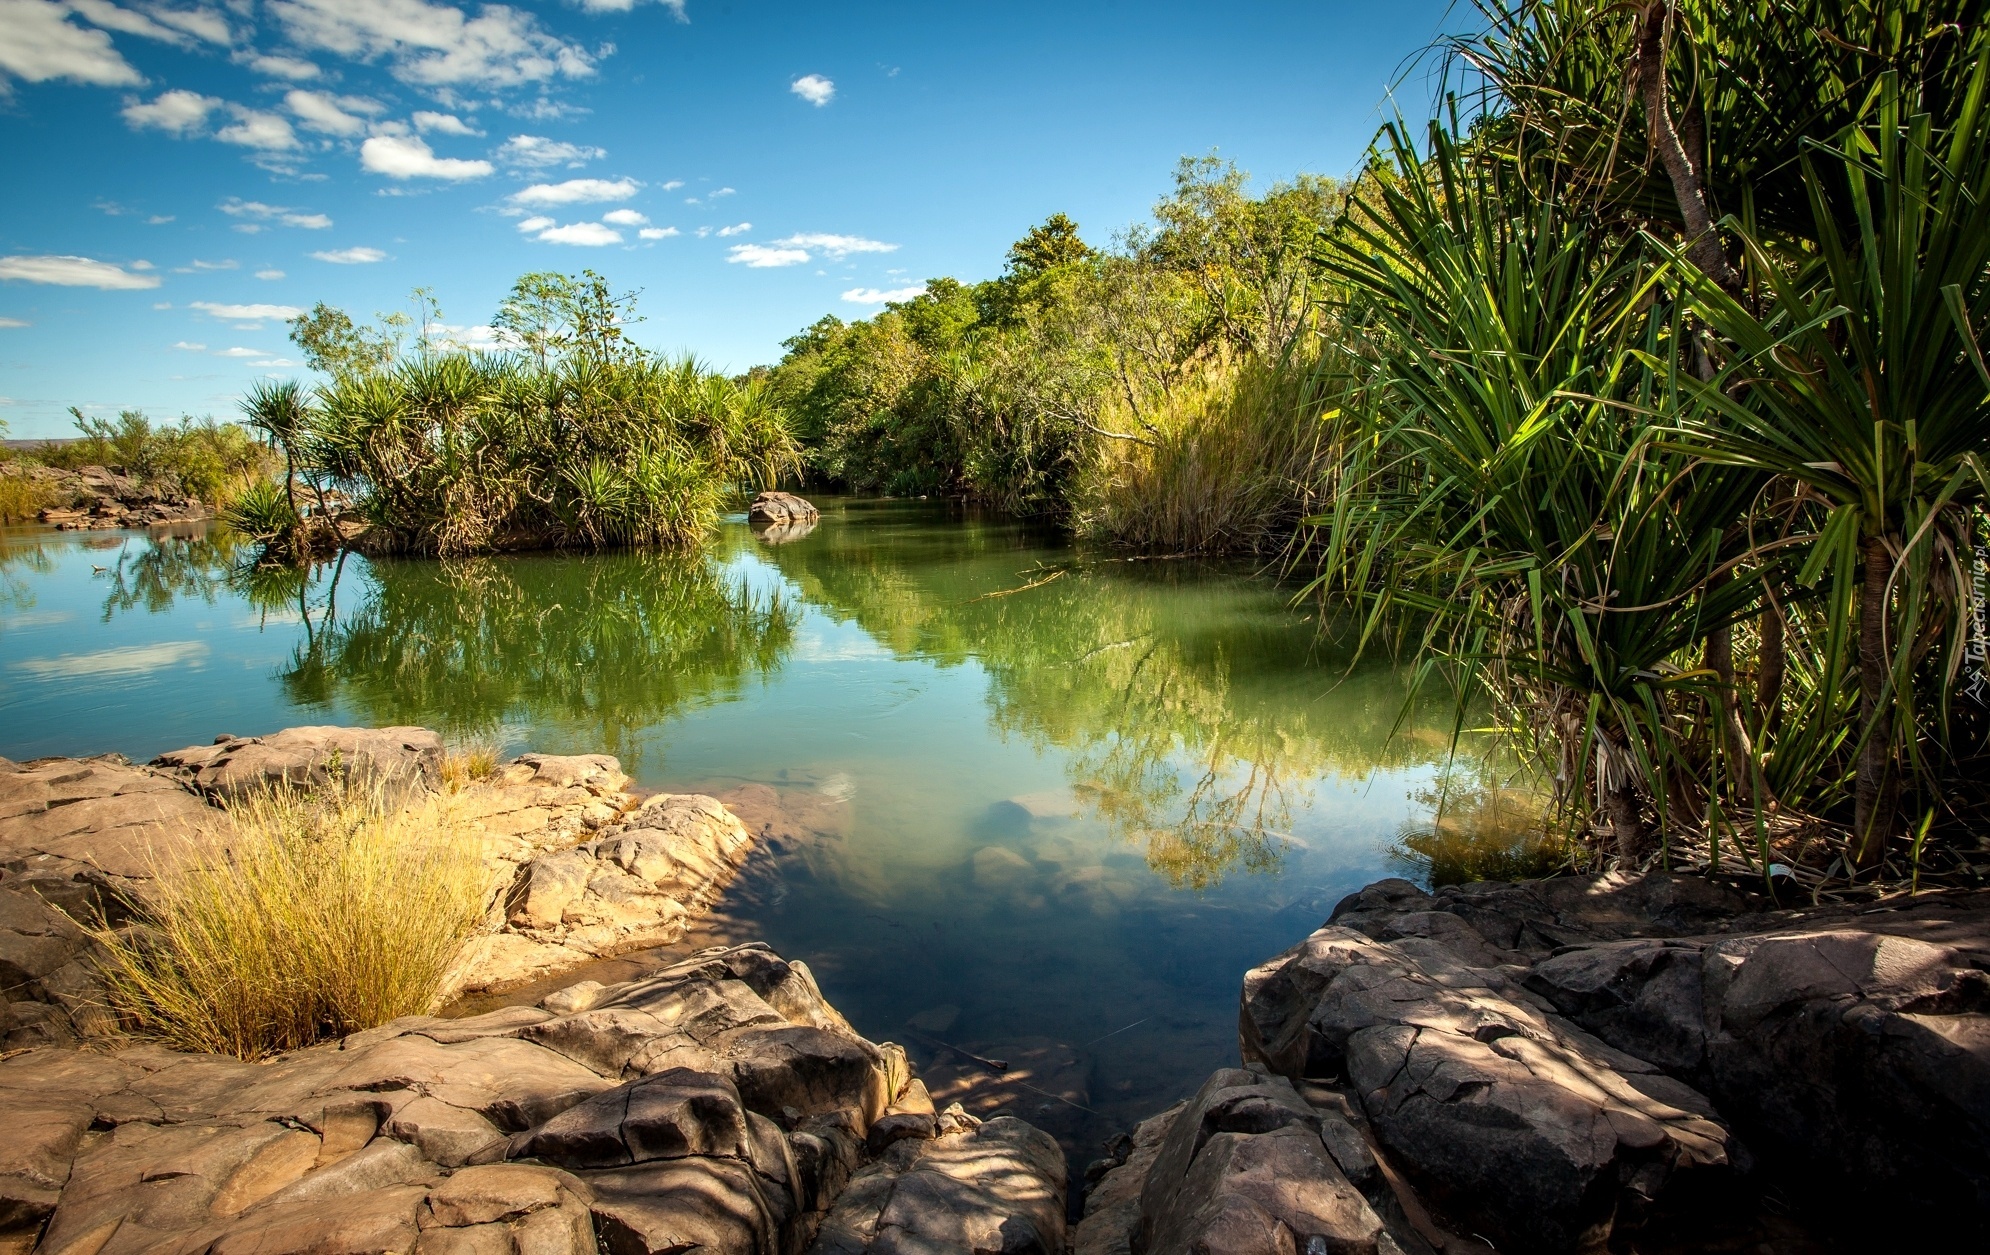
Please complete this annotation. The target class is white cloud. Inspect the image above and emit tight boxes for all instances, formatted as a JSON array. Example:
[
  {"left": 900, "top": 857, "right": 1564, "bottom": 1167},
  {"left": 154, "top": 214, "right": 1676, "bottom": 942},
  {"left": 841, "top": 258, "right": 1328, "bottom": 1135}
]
[
  {"left": 255, "top": 269, "right": 285, "bottom": 280},
  {"left": 171, "top": 340, "right": 204, "bottom": 350},
  {"left": 516, "top": 215, "right": 554, "bottom": 232},
  {"left": 173, "top": 258, "right": 238, "bottom": 273},
  {"left": 710, "top": 186, "right": 734, "bottom": 197},
  {"left": 727, "top": 243, "right": 809, "bottom": 268},
  {"left": 217, "top": 107, "right": 300, "bottom": 151},
  {"left": 267, "top": 0, "right": 598, "bottom": 91},
  {"left": 601, "top": 208, "right": 646, "bottom": 225},
  {"left": 790, "top": 74, "right": 834, "bottom": 106},
  {"left": 361, "top": 134, "right": 493, "bottom": 179},
  {"left": 246, "top": 53, "right": 321, "bottom": 80},
  {"left": 842, "top": 286, "right": 925, "bottom": 305},
  {"left": 311, "top": 246, "right": 387, "bottom": 263},
  {"left": 429, "top": 322, "right": 511, "bottom": 351},
  {"left": 0, "top": 317, "right": 31, "bottom": 328},
  {"left": 221, "top": 198, "right": 333, "bottom": 229},
  {"left": 122, "top": 89, "right": 220, "bottom": 135},
  {"left": 716, "top": 221, "right": 750, "bottom": 237},
  {"left": 0, "top": 0, "right": 143, "bottom": 86},
  {"left": 637, "top": 227, "right": 676, "bottom": 240},
  {"left": 659, "top": 179, "right": 683, "bottom": 191},
  {"left": 777, "top": 232, "right": 897, "bottom": 258},
  {"left": 0, "top": 254, "right": 161, "bottom": 289},
  {"left": 571, "top": 0, "right": 685, "bottom": 17},
  {"left": 509, "top": 176, "right": 637, "bottom": 205},
  {"left": 146, "top": 214, "right": 173, "bottom": 224},
  {"left": 414, "top": 110, "right": 479, "bottom": 135},
  {"left": 190, "top": 300, "right": 307, "bottom": 320},
  {"left": 142, "top": 5, "right": 231, "bottom": 44},
  {"left": 285, "top": 90, "right": 378, "bottom": 136},
  {"left": 496, "top": 133, "right": 604, "bottom": 169},
  {"left": 215, "top": 346, "right": 272, "bottom": 357},
  {"left": 66, "top": 0, "right": 195, "bottom": 47},
  {"left": 534, "top": 221, "right": 620, "bottom": 246}
]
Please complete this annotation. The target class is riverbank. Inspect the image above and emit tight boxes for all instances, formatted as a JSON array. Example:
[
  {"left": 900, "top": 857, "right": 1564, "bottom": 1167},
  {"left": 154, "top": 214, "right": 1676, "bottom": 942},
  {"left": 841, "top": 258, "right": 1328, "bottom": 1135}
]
[{"left": 6, "top": 725, "right": 1988, "bottom": 1251}]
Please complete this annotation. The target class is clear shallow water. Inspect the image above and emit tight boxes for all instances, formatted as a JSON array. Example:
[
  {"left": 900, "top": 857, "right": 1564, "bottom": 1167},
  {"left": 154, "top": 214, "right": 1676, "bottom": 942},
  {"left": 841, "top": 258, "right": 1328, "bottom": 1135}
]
[{"left": 0, "top": 500, "right": 1470, "bottom": 1148}]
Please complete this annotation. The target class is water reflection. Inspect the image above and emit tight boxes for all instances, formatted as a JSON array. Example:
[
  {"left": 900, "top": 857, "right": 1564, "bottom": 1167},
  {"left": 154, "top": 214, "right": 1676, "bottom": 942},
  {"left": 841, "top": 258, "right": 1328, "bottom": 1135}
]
[
  {"left": 755, "top": 509, "right": 1437, "bottom": 889},
  {"left": 285, "top": 551, "right": 797, "bottom": 766},
  {"left": 5, "top": 505, "right": 1492, "bottom": 891}
]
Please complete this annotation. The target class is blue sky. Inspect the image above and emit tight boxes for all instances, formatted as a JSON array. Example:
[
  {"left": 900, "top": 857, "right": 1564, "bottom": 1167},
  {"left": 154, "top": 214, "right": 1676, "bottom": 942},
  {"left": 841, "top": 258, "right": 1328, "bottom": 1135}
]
[{"left": 0, "top": 0, "right": 1458, "bottom": 437}]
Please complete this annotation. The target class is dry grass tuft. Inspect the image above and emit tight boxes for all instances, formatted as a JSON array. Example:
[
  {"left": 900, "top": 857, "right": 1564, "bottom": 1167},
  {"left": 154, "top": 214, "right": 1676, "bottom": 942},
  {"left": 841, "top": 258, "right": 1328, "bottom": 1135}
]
[
  {"left": 95, "top": 780, "right": 490, "bottom": 1059},
  {"left": 439, "top": 738, "right": 504, "bottom": 793}
]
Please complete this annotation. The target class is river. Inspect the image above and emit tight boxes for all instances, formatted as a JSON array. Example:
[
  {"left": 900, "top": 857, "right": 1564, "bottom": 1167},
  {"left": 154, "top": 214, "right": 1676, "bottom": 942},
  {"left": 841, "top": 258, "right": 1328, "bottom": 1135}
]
[{"left": 0, "top": 498, "right": 1541, "bottom": 1156}]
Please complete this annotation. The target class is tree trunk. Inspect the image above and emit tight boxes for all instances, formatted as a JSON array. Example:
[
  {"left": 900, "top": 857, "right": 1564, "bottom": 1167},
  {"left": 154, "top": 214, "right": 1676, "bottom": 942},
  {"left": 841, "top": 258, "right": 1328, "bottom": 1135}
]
[
  {"left": 1636, "top": 3, "right": 1746, "bottom": 300},
  {"left": 1757, "top": 602, "right": 1786, "bottom": 731},
  {"left": 1605, "top": 775, "right": 1650, "bottom": 863},
  {"left": 1852, "top": 535, "right": 1899, "bottom": 868}
]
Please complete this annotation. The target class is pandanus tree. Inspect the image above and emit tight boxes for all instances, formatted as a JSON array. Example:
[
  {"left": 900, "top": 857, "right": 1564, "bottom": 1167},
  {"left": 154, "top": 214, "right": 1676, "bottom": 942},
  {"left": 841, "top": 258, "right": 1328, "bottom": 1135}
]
[
  {"left": 1667, "top": 60, "right": 1990, "bottom": 865},
  {"left": 1310, "top": 120, "right": 1768, "bottom": 858}
]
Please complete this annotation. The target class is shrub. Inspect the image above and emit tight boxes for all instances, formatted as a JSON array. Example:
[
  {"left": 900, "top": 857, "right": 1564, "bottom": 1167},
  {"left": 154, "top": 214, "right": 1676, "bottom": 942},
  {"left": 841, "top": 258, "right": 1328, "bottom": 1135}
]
[
  {"left": 95, "top": 780, "right": 490, "bottom": 1058},
  {"left": 220, "top": 475, "right": 299, "bottom": 543},
  {"left": 0, "top": 471, "right": 56, "bottom": 524}
]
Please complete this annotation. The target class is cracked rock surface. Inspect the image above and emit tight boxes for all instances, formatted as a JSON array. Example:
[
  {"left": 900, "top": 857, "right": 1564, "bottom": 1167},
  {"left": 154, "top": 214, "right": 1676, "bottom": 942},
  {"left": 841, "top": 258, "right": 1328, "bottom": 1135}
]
[
  {"left": 1226, "top": 874, "right": 1990, "bottom": 1252},
  {"left": 1, "top": 944, "right": 1065, "bottom": 1255}
]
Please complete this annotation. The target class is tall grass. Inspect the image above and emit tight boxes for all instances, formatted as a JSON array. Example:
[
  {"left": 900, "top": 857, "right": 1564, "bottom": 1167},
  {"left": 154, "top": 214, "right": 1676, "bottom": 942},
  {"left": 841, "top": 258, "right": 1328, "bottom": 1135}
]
[
  {"left": 1073, "top": 354, "right": 1338, "bottom": 553},
  {"left": 96, "top": 781, "right": 490, "bottom": 1058}
]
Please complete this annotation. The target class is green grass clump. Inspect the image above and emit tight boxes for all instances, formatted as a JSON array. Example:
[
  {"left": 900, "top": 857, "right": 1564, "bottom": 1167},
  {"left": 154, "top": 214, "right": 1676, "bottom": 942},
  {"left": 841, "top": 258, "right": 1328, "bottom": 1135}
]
[{"left": 96, "top": 781, "right": 490, "bottom": 1059}]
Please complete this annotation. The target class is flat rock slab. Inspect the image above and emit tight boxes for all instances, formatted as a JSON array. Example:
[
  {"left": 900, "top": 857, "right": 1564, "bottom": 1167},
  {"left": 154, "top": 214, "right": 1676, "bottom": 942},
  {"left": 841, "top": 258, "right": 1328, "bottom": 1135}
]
[{"left": 152, "top": 726, "right": 443, "bottom": 802}]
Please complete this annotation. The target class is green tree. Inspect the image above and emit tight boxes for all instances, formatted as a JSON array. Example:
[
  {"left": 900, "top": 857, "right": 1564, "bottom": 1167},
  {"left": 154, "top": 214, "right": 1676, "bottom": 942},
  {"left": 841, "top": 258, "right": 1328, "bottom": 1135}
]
[{"left": 1004, "top": 213, "right": 1092, "bottom": 276}]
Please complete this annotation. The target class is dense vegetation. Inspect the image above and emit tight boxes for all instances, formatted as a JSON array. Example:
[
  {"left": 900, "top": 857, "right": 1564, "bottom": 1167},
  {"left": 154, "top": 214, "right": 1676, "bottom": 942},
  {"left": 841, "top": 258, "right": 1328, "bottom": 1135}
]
[
  {"left": 768, "top": 0, "right": 1990, "bottom": 885},
  {"left": 0, "top": 410, "right": 270, "bottom": 523},
  {"left": 766, "top": 172, "right": 1346, "bottom": 552},
  {"left": 233, "top": 271, "right": 797, "bottom": 557}
]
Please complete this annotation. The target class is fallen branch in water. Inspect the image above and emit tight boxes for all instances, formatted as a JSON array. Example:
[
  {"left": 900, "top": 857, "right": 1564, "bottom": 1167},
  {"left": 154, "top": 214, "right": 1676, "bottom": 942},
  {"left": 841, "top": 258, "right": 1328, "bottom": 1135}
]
[
  {"left": 962, "top": 568, "right": 1067, "bottom": 603},
  {"left": 903, "top": 1027, "right": 1008, "bottom": 1073}
]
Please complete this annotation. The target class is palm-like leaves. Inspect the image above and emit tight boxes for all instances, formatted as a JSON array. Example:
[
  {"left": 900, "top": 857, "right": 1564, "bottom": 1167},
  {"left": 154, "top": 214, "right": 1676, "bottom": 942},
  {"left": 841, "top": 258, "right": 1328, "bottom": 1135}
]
[{"left": 1666, "top": 59, "right": 1990, "bottom": 858}]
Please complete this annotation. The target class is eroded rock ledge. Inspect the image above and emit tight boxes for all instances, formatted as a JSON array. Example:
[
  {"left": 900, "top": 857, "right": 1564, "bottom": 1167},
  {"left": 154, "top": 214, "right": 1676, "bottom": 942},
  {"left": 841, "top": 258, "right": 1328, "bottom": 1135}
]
[
  {"left": 1077, "top": 873, "right": 1990, "bottom": 1254},
  {"left": 1, "top": 726, "right": 756, "bottom": 1049},
  {"left": 1, "top": 943, "right": 1066, "bottom": 1255}
]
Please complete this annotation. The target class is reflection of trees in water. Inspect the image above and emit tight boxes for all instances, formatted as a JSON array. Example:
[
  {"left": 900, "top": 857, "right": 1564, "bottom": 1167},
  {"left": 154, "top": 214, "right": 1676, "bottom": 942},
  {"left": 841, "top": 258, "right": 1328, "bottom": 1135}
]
[
  {"left": 1392, "top": 763, "right": 1563, "bottom": 887},
  {"left": 96, "top": 528, "right": 252, "bottom": 620},
  {"left": 762, "top": 508, "right": 1452, "bottom": 888},
  {"left": 282, "top": 550, "right": 796, "bottom": 769},
  {"left": 0, "top": 539, "right": 56, "bottom": 621}
]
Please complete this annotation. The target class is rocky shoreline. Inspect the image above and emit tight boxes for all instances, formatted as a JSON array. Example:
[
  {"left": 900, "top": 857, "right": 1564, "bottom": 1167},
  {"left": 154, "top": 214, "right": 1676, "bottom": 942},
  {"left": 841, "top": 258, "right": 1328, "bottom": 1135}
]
[
  {"left": 1076, "top": 873, "right": 1990, "bottom": 1254},
  {"left": 4, "top": 464, "right": 215, "bottom": 532},
  {"left": 5, "top": 725, "right": 1988, "bottom": 1253}
]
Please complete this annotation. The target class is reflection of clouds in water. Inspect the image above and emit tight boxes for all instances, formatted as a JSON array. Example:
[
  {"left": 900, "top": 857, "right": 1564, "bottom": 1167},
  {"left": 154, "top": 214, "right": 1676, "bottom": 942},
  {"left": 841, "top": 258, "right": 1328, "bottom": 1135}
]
[
  {"left": 13, "top": 640, "right": 209, "bottom": 677},
  {"left": 791, "top": 628, "right": 889, "bottom": 664},
  {"left": 0, "top": 610, "right": 72, "bottom": 629},
  {"left": 233, "top": 611, "right": 306, "bottom": 630},
  {"left": 817, "top": 771, "right": 857, "bottom": 803}
]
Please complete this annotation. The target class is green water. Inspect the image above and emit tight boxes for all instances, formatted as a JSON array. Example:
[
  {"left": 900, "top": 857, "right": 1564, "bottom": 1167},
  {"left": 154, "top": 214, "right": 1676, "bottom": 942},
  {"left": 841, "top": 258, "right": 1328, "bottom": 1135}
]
[{"left": 0, "top": 499, "right": 1483, "bottom": 1144}]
